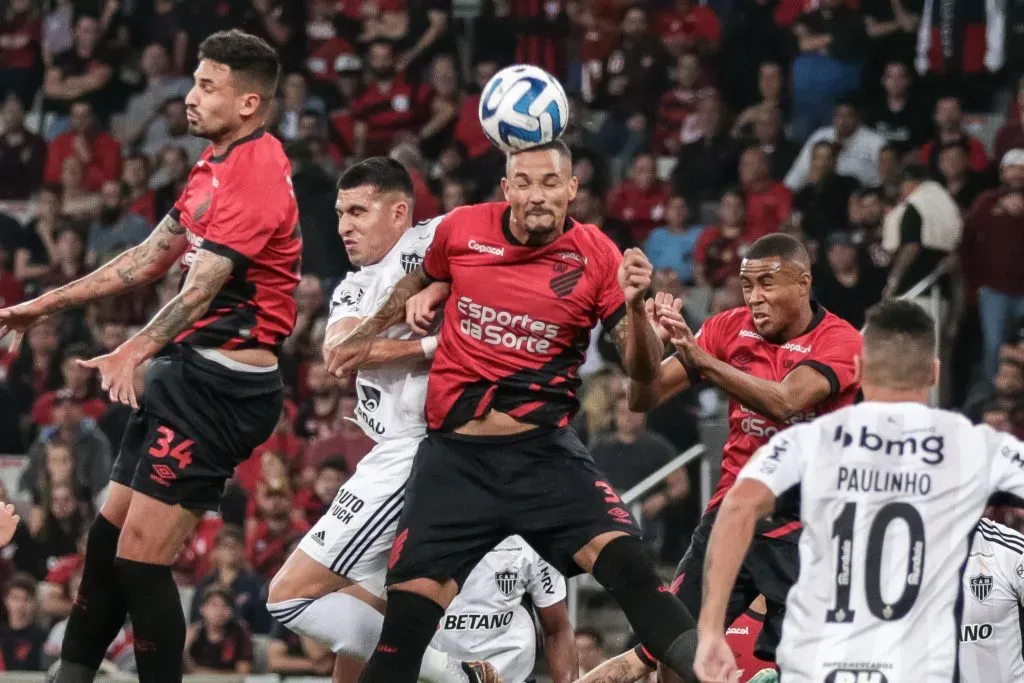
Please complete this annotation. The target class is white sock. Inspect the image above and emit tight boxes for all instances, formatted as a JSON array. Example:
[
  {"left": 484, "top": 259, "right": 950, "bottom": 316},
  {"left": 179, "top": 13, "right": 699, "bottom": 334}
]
[{"left": 267, "top": 595, "right": 469, "bottom": 683}]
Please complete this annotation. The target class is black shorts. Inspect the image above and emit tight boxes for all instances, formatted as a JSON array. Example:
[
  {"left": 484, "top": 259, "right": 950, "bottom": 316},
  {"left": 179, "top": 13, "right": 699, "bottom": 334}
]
[
  {"left": 110, "top": 345, "right": 283, "bottom": 512},
  {"left": 672, "top": 509, "right": 798, "bottom": 662},
  {"left": 386, "top": 427, "right": 641, "bottom": 586}
]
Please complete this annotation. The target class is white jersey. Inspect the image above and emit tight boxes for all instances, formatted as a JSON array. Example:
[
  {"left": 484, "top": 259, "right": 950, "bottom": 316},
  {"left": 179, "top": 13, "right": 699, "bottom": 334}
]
[
  {"left": 959, "top": 518, "right": 1024, "bottom": 683},
  {"left": 739, "top": 402, "right": 1024, "bottom": 683},
  {"left": 430, "top": 536, "right": 566, "bottom": 683},
  {"left": 327, "top": 217, "right": 442, "bottom": 442}
]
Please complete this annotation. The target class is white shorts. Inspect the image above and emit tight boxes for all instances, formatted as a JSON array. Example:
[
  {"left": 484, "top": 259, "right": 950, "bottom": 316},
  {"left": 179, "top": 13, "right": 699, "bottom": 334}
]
[{"left": 297, "top": 436, "right": 420, "bottom": 587}]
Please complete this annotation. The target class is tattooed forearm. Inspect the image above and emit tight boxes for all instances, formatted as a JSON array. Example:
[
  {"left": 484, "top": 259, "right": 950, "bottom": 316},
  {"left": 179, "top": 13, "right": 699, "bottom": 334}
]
[
  {"left": 344, "top": 267, "right": 431, "bottom": 346},
  {"left": 576, "top": 652, "right": 651, "bottom": 683},
  {"left": 36, "top": 214, "right": 188, "bottom": 316},
  {"left": 612, "top": 305, "right": 664, "bottom": 384},
  {"left": 135, "top": 248, "right": 233, "bottom": 353}
]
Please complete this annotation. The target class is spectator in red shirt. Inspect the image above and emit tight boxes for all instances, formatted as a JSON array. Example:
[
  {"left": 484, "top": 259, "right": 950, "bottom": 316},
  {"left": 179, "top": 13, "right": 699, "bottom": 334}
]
[
  {"left": 607, "top": 152, "right": 672, "bottom": 245},
  {"left": 30, "top": 342, "right": 107, "bottom": 427},
  {"left": 294, "top": 457, "right": 348, "bottom": 527},
  {"left": 654, "top": 51, "right": 715, "bottom": 154},
  {"left": 121, "top": 154, "right": 156, "bottom": 224},
  {"left": 500, "top": 0, "right": 569, "bottom": 79},
  {"left": 389, "top": 142, "right": 441, "bottom": 223},
  {"left": 417, "top": 53, "right": 460, "bottom": 158},
  {"left": 246, "top": 478, "right": 309, "bottom": 582},
  {"left": 453, "top": 58, "right": 498, "bottom": 162},
  {"left": 994, "top": 78, "right": 1024, "bottom": 166},
  {"left": 0, "top": 94, "right": 46, "bottom": 200},
  {"left": 185, "top": 586, "right": 254, "bottom": 674},
  {"left": 38, "top": 530, "right": 85, "bottom": 623},
  {"left": 919, "top": 95, "right": 989, "bottom": 174},
  {"left": 189, "top": 525, "right": 270, "bottom": 634},
  {"left": 0, "top": 574, "right": 46, "bottom": 671},
  {"left": 42, "top": 14, "right": 114, "bottom": 124},
  {"left": 0, "top": 0, "right": 42, "bottom": 108},
  {"left": 694, "top": 187, "right": 750, "bottom": 289},
  {"left": 174, "top": 513, "right": 225, "bottom": 586},
  {"left": 302, "top": 393, "right": 376, "bottom": 475},
  {"left": 731, "top": 61, "right": 786, "bottom": 141},
  {"left": 44, "top": 100, "right": 122, "bottom": 193},
  {"left": 0, "top": 244, "right": 24, "bottom": 310},
  {"left": 657, "top": 0, "right": 721, "bottom": 56},
  {"left": 739, "top": 147, "right": 793, "bottom": 239}
]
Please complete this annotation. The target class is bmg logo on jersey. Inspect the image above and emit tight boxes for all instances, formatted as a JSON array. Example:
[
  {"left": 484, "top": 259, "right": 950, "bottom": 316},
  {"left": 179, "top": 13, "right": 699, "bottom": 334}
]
[
  {"left": 833, "top": 425, "right": 944, "bottom": 465},
  {"left": 825, "top": 672, "right": 888, "bottom": 683},
  {"left": 456, "top": 296, "right": 560, "bottom": 353}
]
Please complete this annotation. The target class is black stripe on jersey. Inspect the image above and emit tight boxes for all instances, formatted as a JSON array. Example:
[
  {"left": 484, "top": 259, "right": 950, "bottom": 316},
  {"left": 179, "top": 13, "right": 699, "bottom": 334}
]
[
  {"left": 977, "top": 520, "right": 1024, "bottom": 555},
  {"left": 795, "top": 359, "right": 839, "bottom": 398},
  {"left": 602, "top": 303, "right": 626, "bottom": 332},
  {"left": 329, "top": 485, "right": 405, "bottom": 574},
  {"left": 202, "top": 238, "right": 251, "bottom": 268}
]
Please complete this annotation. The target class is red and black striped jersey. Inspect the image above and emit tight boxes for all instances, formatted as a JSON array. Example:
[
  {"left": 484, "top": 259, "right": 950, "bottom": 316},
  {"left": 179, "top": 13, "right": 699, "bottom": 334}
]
[
  {"left": 421, "top": 203, "right": 625, "bottom": 431},
  {"left": 170, "top": 129, "right": 301, "bottom": 353}
]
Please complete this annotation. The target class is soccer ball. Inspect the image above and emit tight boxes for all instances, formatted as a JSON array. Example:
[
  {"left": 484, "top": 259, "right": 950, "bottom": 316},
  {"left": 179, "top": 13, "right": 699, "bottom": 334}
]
[{"left": 478, "top": 65, "right": 570, "bottom": 153}]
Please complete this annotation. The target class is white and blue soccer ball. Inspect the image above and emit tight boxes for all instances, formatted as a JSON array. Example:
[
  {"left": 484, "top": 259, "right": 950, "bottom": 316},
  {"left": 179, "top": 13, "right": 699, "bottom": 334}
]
[{"left": 478, "top": 65, "right": 570, "bottom": 153}]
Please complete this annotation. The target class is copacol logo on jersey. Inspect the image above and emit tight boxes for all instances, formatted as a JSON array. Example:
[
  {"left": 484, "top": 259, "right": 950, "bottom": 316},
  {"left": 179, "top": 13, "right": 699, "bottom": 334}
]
[
  {"left": 826, "top": 671, "right": 888, "bottom": 683},
  {"left": 833, "top": 425, "right": 944, "bottom": 465},
  {"left": 355, "top": 383, "right": 385, "bottom": 435},
  {"left": 456, "top": 296, "right": 560, "bottom": 353}
]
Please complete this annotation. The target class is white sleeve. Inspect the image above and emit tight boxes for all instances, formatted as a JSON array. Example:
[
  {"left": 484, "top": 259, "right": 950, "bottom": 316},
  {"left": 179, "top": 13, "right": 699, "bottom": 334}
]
[
  {"left": 784, "top": 132, "right": 818, "bottom": 191},
  {"left": 737, "top": 427, "right": 809, "bottom": 497},
  {"left": 328, "top": 272, "right": 365, "bottom": 326},
  {"left": 1011, "top": 550, "right": 1024, "bottom": 604},
  {"left": 525, "top": 554, "right": 566, "bottom": 609},
  {"left": 985, "top": 426, "right": 1024, "bottom": 502}
]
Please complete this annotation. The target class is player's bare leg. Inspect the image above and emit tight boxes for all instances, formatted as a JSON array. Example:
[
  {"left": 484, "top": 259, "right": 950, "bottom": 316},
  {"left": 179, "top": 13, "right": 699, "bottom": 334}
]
[
  {"left": 51, "top": 483, "right": 135, "bottom": 683},
  {"left": 114, "top": 492, "right": 201, "bottom": 682},
  {"left": 575, "top": 532, "right": 698, "bottom": 682}
]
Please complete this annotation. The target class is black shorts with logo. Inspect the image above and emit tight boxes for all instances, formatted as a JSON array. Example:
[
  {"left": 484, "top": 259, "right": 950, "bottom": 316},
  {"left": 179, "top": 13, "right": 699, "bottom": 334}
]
[
  {"left": 385, "top": 427, "right": 641, "bottom": 587},
  {"left": 672, "top": 509, "right": 799, "bottom": 662},
  {"left": 110, "top": 345, "right": 283, "bottom": 512}
]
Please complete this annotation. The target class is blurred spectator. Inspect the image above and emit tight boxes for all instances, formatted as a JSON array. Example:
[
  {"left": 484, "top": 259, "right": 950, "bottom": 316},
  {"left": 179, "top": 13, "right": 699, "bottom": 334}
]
[
  {"left": 174, "top": 512, "right": 225, "bottom": 587},
  {"left": 497, "top": 0, "right": 568, "bottom": 79},
  {"left": 575, "top": 627, "right": 608, "bottom": 677},
  {"left": 121, "top": 153, "right": 156, "bottom": 223},
  {"left": 21, "top": 482, "right": 88, "bottom": 580},
  {"left": 749, "top": 105, "right": 800, "bottom": 181},
  {"left": 790, "top": 141, "right": 861, "bottom": 245},
  {"left": 40, "top": 225, "right": 86, "bottom": 289},
  {"left": 44, "top": 100, "right": 121, "bottom": 192},
  {"left": 5, "top": 316, "right": 59, "bottom": 416},
  {"left": 303, "top": 0, "right": 356, "bottom": 88},
  {"left": 671, "top": 92, "right": 738, "bottom": 206},
  {"left": 960, "top": 150, "right": 1024, "bottom": 388},
  {"left": 302, "top": 393, "right": 375, "bottom": 473},
  {"left": 85, "top": 180, "right": 151, "bottom": 268},
  {"left": 790, "top": 0, "right": 867, "bottom": 141},
  {"left": 570, "top": 185, "right": 627, "bottom": 250},
  {"left": 20, "top": 388, "right": 111, "bottom": 505},
  {"left": 994, "top": 77, "right": 1024, "bottom": 165},
  {"left": 240, "top": 0, "right": 300, "bottom": 72},
  {"left": 813, "top": 231, "right": 886, "bottom": 329},
  {"left": 110, "top": 42, "right": 191, "bottom": 149},
  {"left": 246, "top": 478, "right": 309, "bottom": 582},
  {"left": 0, "top": 0, "right": 42, "bottom": 108},
  {"left": 56, "top": 156, "right": 100, "bottom": 222},
  {"left": 294, "top": 457, "right": 347, "bottom": 527},
  {"left": 655, "top": 52, "right": 714, "bottom": 154},
  {"left": 876, "top": 142, "right": 903, "bottom": 202},
  {"left": 37, "top": 527, "right": 84, "bottom": 622},
  {"left": 296, "top": 111, "right": 345, "bottom": 170},
  {"left": 390, "top": 142, "right": 441, "bottom": 223},
  {"left": 417, "top": 54, "right": 459, "bottom": 159},
  {"left": 730, "top": 61, "right": 786, "bottom": 141},
  {"left": 694, "top": 188, "right": 749, "bottom": 289},
  {"left": 440, "top": 178, "right": 467, "bottom": 212},
  {"left": 0, "top": 573, "right": 45, "bottom": 671},
  {"left": 1003, "top": 315, "right": 1024, "bottom": 365},
  {"left": 281, "top": 274, "right": 327, "bottom": 364},
  {"left": 453, "top": 58, "right": 501, "bottom": 174},
  {"left": 151, "top": 145, "right": 191, "bottom": 217},
  {"left": 0, "top": 93, "right": 46, "bottom": 200},
  {"left": 919, "top": 95, "right": 989, "bottom": 174},
  {"left": 607, "top": 152, "right": 671, "bottom": 245},
  {"left": 133, "top": 0, "right": 188, "bottom": 68},
  {"left": 936, "top": 141, "right": 989, "bottom": 212},
  {"left": 738, "top": 147, "right": 792, "bottom": 240},
  {"left": 862, "top": 1, "right": 922, "bottom": 84},
  {"left": 848, "top": 188, "right": 894, "bottom": 275},
  {"left": 0, "top": 243, "right": 24, "bottom": 309},
  {"left": 318, "top": 52, "right": 363, "bottom": 116},
  {"left": 42, "top": 14, "right": 113, "bottom": 126},
  {"left": 190, "top": 525, "right": 269, "bottom": 635},
  {"left": 656, "top": 0, "right": 721, "bottom": 57},
  {"left": 296, "top": 361, "right": 343, "bottom": 439},
  {"left": 185, "top": 585, "right": 253, "bottom": 674},
  {"left": 141, "top": 98, "right": 208, "bottom": 165},
  {"left": 266, "top": 619, "right": 334, "bottom": 675},
  {"left": 863, "top": 61, "right": 931, "bottom": 152},
  {"left": 786, "top": 101, "right": 885, "bottom": 190},
  {"left": 29, "top": 342, "right": 105, "bottom": 428},
  {"left": 644, "top": 194, "right": 700, "bottom": 283},
  {"left": 276, "top": 72, "right": 325, "bottom": 141}
]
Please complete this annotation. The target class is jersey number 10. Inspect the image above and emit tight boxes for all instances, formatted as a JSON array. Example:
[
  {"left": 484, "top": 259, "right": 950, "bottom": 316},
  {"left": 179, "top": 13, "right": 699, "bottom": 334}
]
[{"left": 826, "top": 502, "right": 926, "bottom": 624}]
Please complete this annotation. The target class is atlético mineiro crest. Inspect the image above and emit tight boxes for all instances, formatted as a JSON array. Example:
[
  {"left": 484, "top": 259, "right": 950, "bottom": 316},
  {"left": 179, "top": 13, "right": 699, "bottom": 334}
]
[
  {"left": 401, "top": 251, "right": 423, "bottom": 274},
  {"left": 495, "top": 569, "right": 519, "bottom": 597},
  {"left": 970, "top": 573, "right": 992, "bottom": 603}
]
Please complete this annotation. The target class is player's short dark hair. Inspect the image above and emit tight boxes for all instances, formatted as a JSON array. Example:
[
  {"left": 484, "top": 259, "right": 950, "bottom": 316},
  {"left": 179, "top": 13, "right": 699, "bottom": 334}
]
[
  {"left": 745, "top": 233, "right": 810, "bottom": 268},
  {"left": 198, "top": 29, "right": 281, "bottom": 100},
  {"left": 5, "top": 572, "right": 37, "bottom": 598},
  {"left": 337, "top": 156, "right": 414, "bottom": 200},
  {"left": 506, "top": 139, "right": 573, "bottom": 175},
  {"left": 862, "top": 300, "right": 936, "bottom": 388}
]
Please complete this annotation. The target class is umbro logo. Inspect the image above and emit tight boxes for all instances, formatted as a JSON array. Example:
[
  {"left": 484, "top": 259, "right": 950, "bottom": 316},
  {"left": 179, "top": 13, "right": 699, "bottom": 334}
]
[{"left": 311, "top": 530, "right": 326, "bottom": 546}]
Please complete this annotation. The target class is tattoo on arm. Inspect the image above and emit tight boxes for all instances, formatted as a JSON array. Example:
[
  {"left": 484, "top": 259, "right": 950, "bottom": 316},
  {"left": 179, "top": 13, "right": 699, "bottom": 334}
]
[
  {"left": 136, "top": 248, "right": 233, "bottom": 350},
  {"left": 610, "top": 316, "right": 629, "bottom": 359},
  {"left": 345, "top": 267, "right": 430, "bottom": 346},
  {"left": 115, "top": 214, "right": 186, "bottom": 287},
  {"left": 584, "top": 656, "right": 643, "bottom": 683}
]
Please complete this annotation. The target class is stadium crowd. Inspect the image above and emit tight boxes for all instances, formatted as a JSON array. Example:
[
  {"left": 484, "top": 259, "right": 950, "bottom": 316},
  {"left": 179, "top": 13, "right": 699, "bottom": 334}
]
[{"left": 0, "top": 0, "right": 1022, "bottom": 677}]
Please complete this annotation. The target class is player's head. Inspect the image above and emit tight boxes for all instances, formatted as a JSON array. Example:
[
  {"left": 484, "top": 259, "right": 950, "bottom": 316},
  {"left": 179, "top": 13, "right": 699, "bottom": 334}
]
[
  {"left": 335, "top": 156, "right": 415, "bottom": 267},
  {"left": 502, "top": 139, "right": 578, "bottom": 246},
  {"left": 186, "top": 29, "right": 280, "bottom": 141},
  {"left": 860, "top": 300, "right": 938, "bottom": 399},
  {"left": 739, "top": 234, "right": 812, "bottom": 339}
]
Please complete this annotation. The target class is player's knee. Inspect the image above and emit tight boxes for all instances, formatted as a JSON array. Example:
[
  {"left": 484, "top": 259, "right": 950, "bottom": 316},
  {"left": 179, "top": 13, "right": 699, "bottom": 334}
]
[
  {"left": 98, "top": 483, "right": 133, "bottom": 529},
  {"left": 268, "top": 551, "right": 348, "bottom": 603}
]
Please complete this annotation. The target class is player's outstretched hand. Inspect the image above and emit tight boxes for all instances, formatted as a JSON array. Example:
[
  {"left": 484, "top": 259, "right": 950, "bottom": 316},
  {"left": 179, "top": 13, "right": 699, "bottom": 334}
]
[
  {"left": 694, "top": 632, "right": 740, "bottom": 683},
  {"left": 0, "top": 301, "right": 47, "bottom": 355},
  {"left": 78, "top": 344, "right": 144, "bottom": 410},
  {"left": 645, "top": 291, "right": 684, "bottom": 343},
  {"left": 0, "top": 503, "right": 20, "bottom": 546},
  {"left": 618, "top": 248, "right": 653, "bottom": 304},
  {"left": 325, "top": 335, "right": 374, "bottom": 377},
  {"left": 407, "top": 281, "right": 450, "bottom": 335}
]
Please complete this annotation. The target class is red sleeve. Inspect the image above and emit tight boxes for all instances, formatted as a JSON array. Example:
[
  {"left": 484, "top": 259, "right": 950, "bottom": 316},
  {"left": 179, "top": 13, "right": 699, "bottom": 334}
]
[
  {"left": 797, "top": 323, "right": 861, "bottom": 398},
  {"left": 695, "top": 7, "right": 721, "bottom": 42},
  {"left": 694, "top": 309, "right": 727, "bottom": 359},
  {"left": 596, "top": 235, "right": 625, "bottom": 328},
  {"left": 203, "top": 169, "right": 290, "bottom": 263},
  {"left": 694, "top": 227, "right": 713, "bottom": 265},
  {"left": 969, "top": 138, "right": 989, "bottom": 172},
  {"left": 30, "top": 392, "right": 54, "bottom": 426},
  {"left": 918, "top": 144, "right": 933, "bottom": 165},
  {"left": 774, "top": 0, "right": 805, "bottom": 26},
  {"left": 422, "top": 213, "right": 454, "bottom": 282},
  {"left": 44, "top": 136, "right": 68, "bottom": 184}
]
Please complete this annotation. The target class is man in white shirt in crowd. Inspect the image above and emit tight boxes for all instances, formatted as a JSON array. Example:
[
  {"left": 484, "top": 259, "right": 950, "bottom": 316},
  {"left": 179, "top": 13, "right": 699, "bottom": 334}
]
[{"left": 785, "top": 100, "right": 886, "bottom": 190}]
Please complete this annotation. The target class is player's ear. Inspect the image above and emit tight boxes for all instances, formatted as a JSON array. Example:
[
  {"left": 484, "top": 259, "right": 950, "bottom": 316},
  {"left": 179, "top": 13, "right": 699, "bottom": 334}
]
[
  {"left": 931, "top": 358, "right": 941, "bottom": 387},
  {"left": 238, "top": 91, "right": 262, "bottom": 118},
  {"left": 500, "top": 177, "right": 510, "bottom": 203},
  {"left": 393, "top": 197, "right": 410, "bottom": 226},
  {"left": 567, "top": 175, "right": 578, "bottom": 202},
  {"left": 853, "top": 354, "right": 862, "bottom": 383}
]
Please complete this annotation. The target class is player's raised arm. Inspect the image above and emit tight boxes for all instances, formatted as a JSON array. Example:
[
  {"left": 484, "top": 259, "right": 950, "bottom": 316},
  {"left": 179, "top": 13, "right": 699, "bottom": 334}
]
[
  {"left": 0, "top": 213, "right": 188, "bottom": 346},
  {"left": 615, "top": 248, "right": 665, "bottom": 384}
]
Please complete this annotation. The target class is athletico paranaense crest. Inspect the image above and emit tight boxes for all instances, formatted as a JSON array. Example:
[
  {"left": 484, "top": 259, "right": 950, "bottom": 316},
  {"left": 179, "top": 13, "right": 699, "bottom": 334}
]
[
  {"left": 549, "top": 260, "right": 584, "bottom": 298},
  {"left": 970, "top": 573, "right": 992, "bottom": 603},
  {"left": 495, "top": 569, "right": 519, "bottom": 597}
]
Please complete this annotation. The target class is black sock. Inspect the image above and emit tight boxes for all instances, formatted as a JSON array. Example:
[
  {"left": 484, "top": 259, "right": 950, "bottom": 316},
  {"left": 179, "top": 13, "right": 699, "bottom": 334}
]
[
  {"left": 357, "top": 590, "right": 445, "bottom": 683},
  {"left": 591, "top": 536, "right": 698, "bottom": 681},
  {"left": 57, "top": 514, "right": 128, "bottom": 679},
  {"left": 114, "top": 558, "right": 185, "bottom": 683}
]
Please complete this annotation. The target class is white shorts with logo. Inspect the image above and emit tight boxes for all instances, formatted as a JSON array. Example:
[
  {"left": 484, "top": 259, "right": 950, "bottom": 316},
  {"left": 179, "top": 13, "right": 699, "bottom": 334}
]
[{"left": 297, "top": 435, "right": 420, "bottom": 587}]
